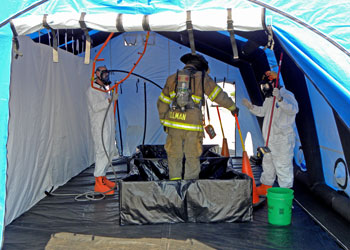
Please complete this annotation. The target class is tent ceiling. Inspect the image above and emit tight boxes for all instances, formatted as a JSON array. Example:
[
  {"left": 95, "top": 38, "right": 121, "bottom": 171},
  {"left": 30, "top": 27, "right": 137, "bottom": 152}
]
[
  {"left": 158, "top": 30, "right": 268, "bottom": 66},
  {"left": 28, "top": 29, "right": 269, "bottom": 60}
]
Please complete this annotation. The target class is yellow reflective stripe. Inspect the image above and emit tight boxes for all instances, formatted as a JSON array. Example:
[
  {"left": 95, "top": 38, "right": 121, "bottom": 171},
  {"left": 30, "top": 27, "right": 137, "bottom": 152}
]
[
  {"left": 170, "top": 177, "right": 181, "bottom": 181},
  {"left": 162, "top": 119, "right": 203, "bottom": 131},
  {"left": 170, "top": 91, "right": 176, "bottom": 99},
  {"left": 191, "top": 95, "right": 201, "bottom": 104},
  {"left": 208, "top": 86, "right": 221, "bottom": 101},
  {"left": 228, "top": 104, "right": 236, "bottom": 111},
  {"left": 160, "top": 119, "right": 165, "bottom": 124},
  {"left": 159, "top": 92, "right": 172, "bottom": 104}
]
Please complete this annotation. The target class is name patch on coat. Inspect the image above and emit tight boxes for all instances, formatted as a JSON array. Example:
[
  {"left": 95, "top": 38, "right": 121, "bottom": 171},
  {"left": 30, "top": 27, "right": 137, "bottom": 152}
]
[{"left": 169, "top": 111, "right": 187, "bottom": 121}]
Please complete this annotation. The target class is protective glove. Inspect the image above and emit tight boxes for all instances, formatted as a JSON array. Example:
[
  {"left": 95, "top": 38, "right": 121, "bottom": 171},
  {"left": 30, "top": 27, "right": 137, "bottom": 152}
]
[
  {"left": 242, "top": 98, "right": 253, "bottom": 110},
  {"left": 272, "top": 88, "right": 282, "bottom": 101},
  {"left": 231, "top": 107, "right": 239, "bottom": 117},
  {"left": 111, "top": 90, "right": 119, "bottom": 102}
]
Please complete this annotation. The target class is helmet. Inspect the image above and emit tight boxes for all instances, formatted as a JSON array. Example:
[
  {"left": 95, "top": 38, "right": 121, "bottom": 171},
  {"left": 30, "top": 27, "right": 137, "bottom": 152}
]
[{"left": 180, "top": 53, "right": 209, "bottom": 72}]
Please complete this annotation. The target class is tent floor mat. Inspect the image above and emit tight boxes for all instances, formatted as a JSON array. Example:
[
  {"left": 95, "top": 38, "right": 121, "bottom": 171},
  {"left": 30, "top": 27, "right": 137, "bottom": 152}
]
[
  {"left": 3, "top": 162, "right": 346, "bottom": 250},
  {"left": 293, "top": 179, "right": 350, "bottom": 249},
  {"left": 45, "top": 232, "right": 216, "bottom": 250}
]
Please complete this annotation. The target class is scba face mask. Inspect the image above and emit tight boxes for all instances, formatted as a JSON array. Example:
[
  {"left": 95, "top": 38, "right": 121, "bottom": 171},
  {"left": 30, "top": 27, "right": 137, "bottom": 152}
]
[
  {"left": 259, "top": 75, "right": 275, "bottom": 97},
  {"left": 98, "top": 69, "right": 111, "bottom": 86}
]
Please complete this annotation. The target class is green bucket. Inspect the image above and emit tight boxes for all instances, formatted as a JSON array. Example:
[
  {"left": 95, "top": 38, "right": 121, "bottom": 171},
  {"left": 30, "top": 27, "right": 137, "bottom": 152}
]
[{"left": 267, "top": 187, "right": 294, "bottom": 226}]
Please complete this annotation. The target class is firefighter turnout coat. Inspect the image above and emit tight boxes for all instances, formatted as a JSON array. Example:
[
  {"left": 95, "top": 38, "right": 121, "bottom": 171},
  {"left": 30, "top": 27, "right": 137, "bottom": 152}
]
[{"left": 157, "top": 66, "right": 236, "bottom": 132}]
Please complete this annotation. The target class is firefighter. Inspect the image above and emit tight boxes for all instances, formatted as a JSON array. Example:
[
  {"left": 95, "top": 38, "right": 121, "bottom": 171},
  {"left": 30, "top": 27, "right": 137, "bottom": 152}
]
[{"left": 157, "top": 53, "right": 239, "bottom": 180}]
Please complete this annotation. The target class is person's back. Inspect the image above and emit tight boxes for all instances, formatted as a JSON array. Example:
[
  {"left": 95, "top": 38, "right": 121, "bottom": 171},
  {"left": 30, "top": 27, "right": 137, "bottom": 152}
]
[{"left": 157, "top": 53, "right": 239, "bottom": 180}]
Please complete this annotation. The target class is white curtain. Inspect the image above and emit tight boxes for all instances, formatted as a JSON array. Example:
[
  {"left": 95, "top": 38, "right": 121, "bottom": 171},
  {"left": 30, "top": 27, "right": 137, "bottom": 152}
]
[{"left": 6, "top": 36, "right": 94, "bottom": 225}]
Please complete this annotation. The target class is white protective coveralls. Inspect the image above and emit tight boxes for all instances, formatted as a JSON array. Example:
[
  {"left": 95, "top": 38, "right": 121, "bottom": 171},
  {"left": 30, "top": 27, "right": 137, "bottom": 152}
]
[
  {"left": 248, "top": 87, "right": 298, "bottom": 188},
  {"left": 86, "top": 82, "right": 118, "bottom": 177}
]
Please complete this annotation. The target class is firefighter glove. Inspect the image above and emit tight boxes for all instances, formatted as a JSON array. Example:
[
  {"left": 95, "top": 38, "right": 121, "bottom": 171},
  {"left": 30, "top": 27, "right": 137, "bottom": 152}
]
[{"left": 231, "top": 107, "right": 239, "bottom": 117}]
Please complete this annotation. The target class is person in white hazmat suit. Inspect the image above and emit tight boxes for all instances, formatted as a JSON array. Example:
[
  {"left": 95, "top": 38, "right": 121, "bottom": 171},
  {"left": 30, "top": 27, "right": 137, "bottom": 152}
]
[
  {"left": 242, "top": 71, "right": 299, "bottom": 196},
  {"left": 86, "top": 66, "right": 119, "bottom": 195}
]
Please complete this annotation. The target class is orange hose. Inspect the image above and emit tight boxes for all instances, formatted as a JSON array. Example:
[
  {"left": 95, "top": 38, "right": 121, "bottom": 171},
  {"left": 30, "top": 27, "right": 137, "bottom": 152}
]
[
  {"left": 90, "top": 32, "right": 115, "bottom": 90},
  {"left": 90, "top": 31, "right": 150, "bottom": 93},
  {"left": 111, "top": 32, "right": 150, "bottom": 91},
  {"left": 90, "top": 31, "right": 150, "bottom": 116}
]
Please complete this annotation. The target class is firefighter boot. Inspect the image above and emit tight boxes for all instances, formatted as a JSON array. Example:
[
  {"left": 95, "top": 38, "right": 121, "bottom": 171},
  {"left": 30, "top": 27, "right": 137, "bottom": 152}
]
[
  {"left": 257, "top": 184, "right": 272, "bottom": 196},
  {"left": 102, "top": 176, "right": 117, "bottom": 189},
  {"left": 94, "top": 176, "right": 114, "bottom": 195}
]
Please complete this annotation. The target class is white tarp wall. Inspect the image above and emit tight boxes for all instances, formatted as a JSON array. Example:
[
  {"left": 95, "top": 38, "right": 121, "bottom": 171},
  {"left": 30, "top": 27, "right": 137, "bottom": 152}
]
[
  {"left": 89, "top": 32, "right": 264, "bottom": 156},
  {"left": 6, "top": 36, "right": 94, "bottom": 225}
]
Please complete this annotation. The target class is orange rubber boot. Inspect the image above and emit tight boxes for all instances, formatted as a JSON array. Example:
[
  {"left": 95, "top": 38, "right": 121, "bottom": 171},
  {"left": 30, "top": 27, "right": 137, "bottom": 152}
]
[
  {"left": 257, "top": 184, "right": 272, "bottom": 196},
  {"left": 94, "top": 176, "right": 114, "bottom": 195},
  {"left": 102, "top": 176, "right": 117, "bottom": 189}
]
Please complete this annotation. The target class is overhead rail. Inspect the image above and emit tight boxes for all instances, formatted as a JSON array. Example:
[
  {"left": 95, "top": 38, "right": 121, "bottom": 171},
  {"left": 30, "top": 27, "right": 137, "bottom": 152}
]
[
  {"left": 9, "top": 8, "right": 268, "bottom": 61},
  {"left": 9, "top": 8, "right": 266, "bottom": 35}
]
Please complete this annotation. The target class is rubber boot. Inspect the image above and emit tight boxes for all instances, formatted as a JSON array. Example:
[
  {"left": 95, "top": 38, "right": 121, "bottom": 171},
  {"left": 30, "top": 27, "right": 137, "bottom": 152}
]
[
  {"left": 94, "top": 176, "right": 114, "bottom": 195},
  {"left": 257, "top": 184, "right": 272, "bottom": 196},
  {"left": 102, "top": 176, "right": 117, "bottom": 189}
]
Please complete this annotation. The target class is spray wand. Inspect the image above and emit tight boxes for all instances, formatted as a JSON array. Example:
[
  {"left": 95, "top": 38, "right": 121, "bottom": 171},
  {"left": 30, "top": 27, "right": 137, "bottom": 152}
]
[{"left": 257, "top": 52, "right": 283, "bottom": 158}]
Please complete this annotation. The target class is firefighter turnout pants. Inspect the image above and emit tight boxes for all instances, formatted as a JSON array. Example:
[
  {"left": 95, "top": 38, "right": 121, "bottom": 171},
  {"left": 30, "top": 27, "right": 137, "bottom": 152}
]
[{"left": 164, "top": 127, "right": 203, "bottom": 180}]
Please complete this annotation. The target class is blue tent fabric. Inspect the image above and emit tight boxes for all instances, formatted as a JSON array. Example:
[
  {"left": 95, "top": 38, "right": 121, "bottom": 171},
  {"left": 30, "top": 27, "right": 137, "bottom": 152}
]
[
  {"left": 0, "top": 0, "right": 350, "bottom": 247},
  {"left": 261, "top": 0, "right": 350, "bottom": 51},
  {"left": 0, "top": 26, "right": 14, "bottom": 250},
  {"left": 273, "top": 26, "right": 350, "bottom": 127},
  {"left": 1, "top": 1, "right": 45, "bottom": 245}
]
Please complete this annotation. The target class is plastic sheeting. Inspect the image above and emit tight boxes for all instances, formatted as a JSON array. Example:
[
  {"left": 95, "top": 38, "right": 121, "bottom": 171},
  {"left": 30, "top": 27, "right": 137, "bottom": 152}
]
[
  {"left": 119, "top": 145, "right": 252, "bottom": 225},
  {"left": 6, "top": 36, "right": 94, "bottom": 225},
  {"left": 120, "top": 178, "right": 253, "bottom": 225}
]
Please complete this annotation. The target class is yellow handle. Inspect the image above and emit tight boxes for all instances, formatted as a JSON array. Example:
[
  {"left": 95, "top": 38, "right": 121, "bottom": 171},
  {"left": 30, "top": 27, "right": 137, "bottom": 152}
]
[
  {"left": 216, "top": 106, "right": 225, "bottom": 138},
  {"left": 235, "top": 114, "right": 245, "bottom": 152}
]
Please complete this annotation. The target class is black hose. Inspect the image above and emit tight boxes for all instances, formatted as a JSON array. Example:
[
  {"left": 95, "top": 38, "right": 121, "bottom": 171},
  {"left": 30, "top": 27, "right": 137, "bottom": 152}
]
[
  {"left": 101, "top": 94, "right": 113, "bottom": 165},
  {"left": 116, "top": 99, "right": 123, "bottom": 156},
  {"left": 109, "top": 69, "right": 162, "bottom": 153},
  {"left": 295, "top": 168, "right": 350, "bottom": 224},
  {"left": 142, "top": 82, "right": 147, "bottom": 146},
  {"left": 109, "top": 70, "right": 162, "bottom": 89}
]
